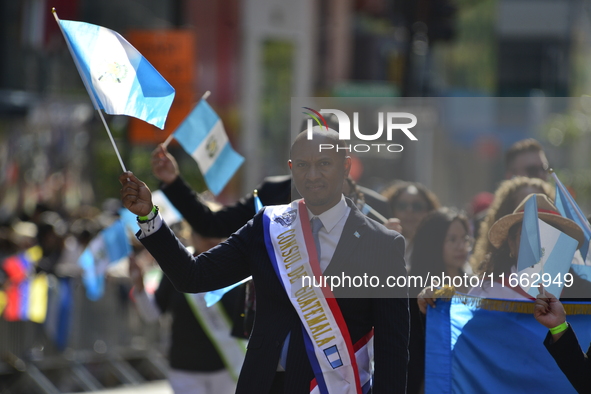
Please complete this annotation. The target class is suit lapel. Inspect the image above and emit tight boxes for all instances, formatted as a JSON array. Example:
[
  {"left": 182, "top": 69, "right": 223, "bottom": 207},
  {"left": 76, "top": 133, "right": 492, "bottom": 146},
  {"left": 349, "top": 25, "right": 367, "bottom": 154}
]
[{"left": 323, "top": 200, "right": 367, "bottom": 276}]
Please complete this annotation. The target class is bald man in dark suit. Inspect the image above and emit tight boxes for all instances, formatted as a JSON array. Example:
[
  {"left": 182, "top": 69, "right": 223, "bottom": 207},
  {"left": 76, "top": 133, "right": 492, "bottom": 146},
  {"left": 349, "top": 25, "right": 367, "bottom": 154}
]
[{"left": 122, "top": 128, "right": 409, "bottom": 393}]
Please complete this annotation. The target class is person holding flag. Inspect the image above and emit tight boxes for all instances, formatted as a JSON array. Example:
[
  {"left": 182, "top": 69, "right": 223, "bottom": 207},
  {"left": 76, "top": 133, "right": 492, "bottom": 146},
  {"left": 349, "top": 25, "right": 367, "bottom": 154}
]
[
  {"left": 472, "top": 193, "right": 583, "bottom": 300},
  {"left": 149, "top": 145, "right": 392, "bottom": 240},
  {"left": 419, "top": 193, "right": 585, "bottom": 311},
  {"left": 130, "top": 217, "right": 245, "bottom": 394},
  {"left": 121, "top": 126, "right": 409, "bottom": 394}
]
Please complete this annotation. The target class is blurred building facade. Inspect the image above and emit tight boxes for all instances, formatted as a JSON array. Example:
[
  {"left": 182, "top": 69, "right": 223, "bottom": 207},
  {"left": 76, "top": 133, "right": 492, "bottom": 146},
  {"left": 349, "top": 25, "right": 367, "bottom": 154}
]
[{"left": 2, "top": 0, "right": 591, "bottom": 214}]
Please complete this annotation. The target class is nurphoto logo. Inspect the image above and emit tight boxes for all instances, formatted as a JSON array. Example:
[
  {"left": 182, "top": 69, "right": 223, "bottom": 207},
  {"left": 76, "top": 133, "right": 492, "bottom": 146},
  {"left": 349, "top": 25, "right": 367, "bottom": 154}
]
[{"left": 302, "top": 107, "right": 418, "bottom": 153}]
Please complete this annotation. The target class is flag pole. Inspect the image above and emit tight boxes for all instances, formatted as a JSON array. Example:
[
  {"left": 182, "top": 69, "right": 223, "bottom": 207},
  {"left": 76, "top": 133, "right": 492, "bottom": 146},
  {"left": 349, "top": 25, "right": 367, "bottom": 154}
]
[
  {"left": 97, "top": 110, "right": 127, "bottom": 172},
  {"left": 162, "top": 90, "right": 211, "bottom": 148},
  {"left": 53, "top": 8, "right": 127, "bottom": 172}
]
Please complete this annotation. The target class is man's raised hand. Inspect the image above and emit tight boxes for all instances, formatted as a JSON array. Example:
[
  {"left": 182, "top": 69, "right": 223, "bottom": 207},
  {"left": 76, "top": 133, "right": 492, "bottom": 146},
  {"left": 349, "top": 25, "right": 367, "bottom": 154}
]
[
  {"left": 119, "top": 172, "right": 153, "bottom": 216},
  {"left": 151, "top": 144, "right": 179, "bottom": 185}
]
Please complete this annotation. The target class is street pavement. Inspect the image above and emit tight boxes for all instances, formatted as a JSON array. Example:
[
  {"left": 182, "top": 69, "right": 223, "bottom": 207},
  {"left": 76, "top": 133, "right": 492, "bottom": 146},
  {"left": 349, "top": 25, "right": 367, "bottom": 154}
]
[{"left": 79, "top": 380, "right": 172, "bottom": 394}]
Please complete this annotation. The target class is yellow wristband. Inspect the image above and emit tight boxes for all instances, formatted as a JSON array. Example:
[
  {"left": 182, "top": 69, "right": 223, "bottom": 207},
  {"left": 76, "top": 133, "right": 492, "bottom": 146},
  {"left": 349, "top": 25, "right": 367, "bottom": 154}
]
[{"left": 549, "top": 322, "right": 568, "bottom": 335}]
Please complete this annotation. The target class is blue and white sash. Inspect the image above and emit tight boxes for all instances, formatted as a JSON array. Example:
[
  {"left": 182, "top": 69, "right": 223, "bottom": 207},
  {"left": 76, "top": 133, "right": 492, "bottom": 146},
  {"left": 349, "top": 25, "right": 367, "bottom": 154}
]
[{"left": 263, "top": 200, "right": 373, "bottom": 394}]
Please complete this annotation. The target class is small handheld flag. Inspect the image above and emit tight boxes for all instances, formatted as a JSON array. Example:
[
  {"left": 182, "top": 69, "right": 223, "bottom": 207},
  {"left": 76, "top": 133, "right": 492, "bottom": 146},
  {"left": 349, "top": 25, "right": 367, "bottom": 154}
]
[
  {"left": 53, "top": 9, "right": 175, "bottom": 171},
  {"left": 551, "top": 170, "right": 591, "bottom": 259},
  {"left": 53, "top": 10, "right": 174, "bottom": 128},
  {"left": 171, "top": 98, "right": 244, "bottom": 195},
  {"left": 551, "top": 170, "right": 591, "bottom": 282},
  {"left": 516, "top": 196, "right": 578, "bottom": 298},
  {"left": 78, "top": 220, "right": 131, "bottom": 300},
  {"left": 152, "top": 190, "right": 183, "bottom": 225},
  {"left": 516, "top": 196, "right": 541, "bottom": 272},
  {"left": 254, "top": 189, "right": 263, "bottom": 212}
]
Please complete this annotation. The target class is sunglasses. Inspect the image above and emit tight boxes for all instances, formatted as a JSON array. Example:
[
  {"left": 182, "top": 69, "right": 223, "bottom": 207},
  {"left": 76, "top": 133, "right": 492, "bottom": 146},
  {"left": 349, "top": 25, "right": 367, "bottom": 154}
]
[{"left": 395, "top": 201, "right": 427, "bottom": 213}]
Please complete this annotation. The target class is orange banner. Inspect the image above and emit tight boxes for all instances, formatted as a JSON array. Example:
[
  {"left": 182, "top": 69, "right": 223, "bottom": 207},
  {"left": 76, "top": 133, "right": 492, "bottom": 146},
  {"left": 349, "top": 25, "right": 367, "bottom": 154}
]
[{"left": 127, "top": 30, "right": 197, "bottom": 145}]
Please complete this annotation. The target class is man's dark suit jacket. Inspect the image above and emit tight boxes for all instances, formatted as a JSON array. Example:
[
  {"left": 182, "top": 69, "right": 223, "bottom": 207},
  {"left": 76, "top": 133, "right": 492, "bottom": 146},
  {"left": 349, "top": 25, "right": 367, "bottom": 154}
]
[
  {"left": 154, "top": 274, "right": 239, "bottom": 372},
  {"left": 544, "top": 324, "right": 591, "bottom": 393},
  {"left": 161, "top": 175, "right": 392, "bottom": 238},
  {"left": 140, "top": 199, "right": 409, "bottom": 394}
]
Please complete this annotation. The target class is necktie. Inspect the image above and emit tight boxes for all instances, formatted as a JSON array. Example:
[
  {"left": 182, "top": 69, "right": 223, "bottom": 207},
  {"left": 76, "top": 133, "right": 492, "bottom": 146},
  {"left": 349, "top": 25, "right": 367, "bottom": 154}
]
[
  {"left": 311, "top": 217, "right": 323, "bottom": 262},
  {"left": 279, "top": 217, "right": 324, "bottom": 371}
]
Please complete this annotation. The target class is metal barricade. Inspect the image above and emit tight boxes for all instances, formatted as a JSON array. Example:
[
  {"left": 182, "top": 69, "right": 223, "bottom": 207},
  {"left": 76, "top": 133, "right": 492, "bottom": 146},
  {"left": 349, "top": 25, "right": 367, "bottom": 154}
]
[{"left": 0, "top": 275, "right": 169, "bottom": 393}]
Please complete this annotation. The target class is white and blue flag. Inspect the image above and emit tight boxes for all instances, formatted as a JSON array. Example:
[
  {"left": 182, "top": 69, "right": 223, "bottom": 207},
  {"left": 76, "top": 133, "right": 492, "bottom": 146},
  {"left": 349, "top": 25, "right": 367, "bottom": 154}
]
[
  {"left": 152, "top": 190, "right": 183, "bottom": 226},
  {"left": 517, "top": 197, "right": 578, "bottom": 298},
  {"left": 516, "top": 196, "right": 541, "bottom": 272},
  {"left": 552, "top": 172, "right": 591, "bottom": 280},
  {"left": 173, "top": 100, "right": 244, "bottom": 195},
  {"left": 426, "top": 297, "right": 591, "bottom": 394},
  {"left": 254, "top": 193, "right": 264, "bottom": 212},
  {"left": 78, "top": 220, "right": 131, "bottom": 301},
  {"left": 56, "top": 16, "right": 175, "bottom": 129},
  {"left": 203, "top": 277, "right": 252, "bottom": 307}
]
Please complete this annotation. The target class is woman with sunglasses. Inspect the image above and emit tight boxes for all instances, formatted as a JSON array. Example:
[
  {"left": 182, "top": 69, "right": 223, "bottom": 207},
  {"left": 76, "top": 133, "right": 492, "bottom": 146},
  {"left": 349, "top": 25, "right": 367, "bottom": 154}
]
[
  {"left": 418, "top": 193, "right": 585, "bottom": 311},
  {"left": 382, "top": 181, "right": 440, "bottom": 268}
]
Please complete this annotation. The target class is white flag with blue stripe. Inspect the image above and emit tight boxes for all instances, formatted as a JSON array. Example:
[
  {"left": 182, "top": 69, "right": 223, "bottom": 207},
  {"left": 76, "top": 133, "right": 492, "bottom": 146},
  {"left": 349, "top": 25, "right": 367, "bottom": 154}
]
[
  {"left": 173, "top": 100, "right": 244, "bottom": 195},
  {"left": 517, "top": 196, "right": 541, "bottom": 272},
  {"left": 552, "top": 172, "right": 591, "bottom": 282},
  {"left": 56, "top": 16, "right": 175, "bottom": 129},
  {"left": 518, "top": 219, "right": 578, "bottom": 298},
  {"left": 78, "top": 220, "right": 131, "bottom": 300},
  {"left": 152, "top": 190, "right": 183, "bottom": 226}
]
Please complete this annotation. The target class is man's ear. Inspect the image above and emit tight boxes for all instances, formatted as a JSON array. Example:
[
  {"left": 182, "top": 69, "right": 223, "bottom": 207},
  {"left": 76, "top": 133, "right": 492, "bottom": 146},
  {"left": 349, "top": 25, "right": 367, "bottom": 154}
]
[
  {"left": 343, "top": 156, "right": 352, "bottom": 177},
  {"left": 288, "top": 160, "right": 292, "bottom": 170}
]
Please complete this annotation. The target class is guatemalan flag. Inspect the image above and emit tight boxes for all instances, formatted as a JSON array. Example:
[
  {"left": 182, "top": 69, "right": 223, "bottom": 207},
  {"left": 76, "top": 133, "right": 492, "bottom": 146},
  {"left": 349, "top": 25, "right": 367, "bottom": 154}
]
[
  {"left": 78, "top": 220, "right": 131, "bottom": 301},
  {"left": 54, "top": 11, "right": 175, "bottom": 129},
  {"left": 552, "top": 172, "right": 591, "bottom": 281},
  {"left": 173, "top": 100, "right": 244, "bottom": 195},
  {"left": 425, "top": 296, "right": 591, "bottom": 394},
  {"left": 517, "top": 196, "right": 578, "bottom": 298}
]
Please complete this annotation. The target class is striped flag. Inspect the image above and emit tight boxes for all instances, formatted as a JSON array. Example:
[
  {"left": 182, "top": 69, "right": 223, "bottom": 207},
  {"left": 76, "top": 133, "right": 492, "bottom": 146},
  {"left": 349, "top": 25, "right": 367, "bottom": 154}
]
[
  {"left": 1, "top": 247, "right": 47, "bottom": 323},
  {"left": 518, "top": 219, "right": 578, "bottom": 298},
  {"left": 173, "top": 100, "right": 244, "bottom": 195},
  {"left": 516, "top": 195, "right": 541, "bottom": 272},
  {"left": 552, "top": 172, "right": 591, "bottom": 280},
  {"left": 254, "top": 192, "right": 264, "bottom": 213},
  {"left": 203, "top": 277, "right": 252, "bottom": 307},
  {"left": 55, "top": 14, "right": 175, "bottom": 128},
  {"left": 78, "top": 220, "right": 131, "bottom": 300},
  {"left": 516, "top": 197, "right": 578, "bottom": 298},
  {"left": 152, "top": 190, "right": 183, "bottom": 225},
  {"left": 425, "top": 297, "right": 591, "bottom": 394}
]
